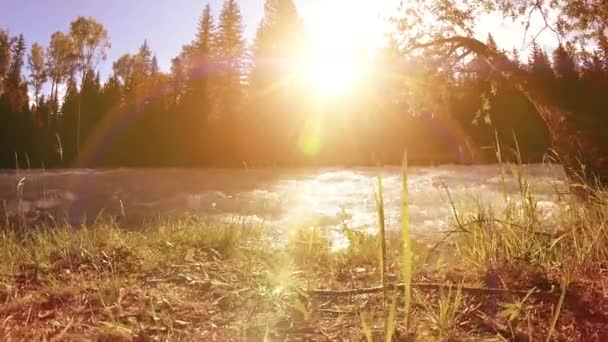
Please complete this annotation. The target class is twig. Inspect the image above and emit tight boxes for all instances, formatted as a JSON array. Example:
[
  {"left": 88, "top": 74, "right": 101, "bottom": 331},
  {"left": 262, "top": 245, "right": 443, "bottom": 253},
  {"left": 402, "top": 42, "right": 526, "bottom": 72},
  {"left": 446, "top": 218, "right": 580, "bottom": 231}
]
[
  {"left": 520, "top": 6, "right": 536, "bottom": 50},
  {"left": 308, "top": 283, "right": 557, "bottom": 298},
  {"left": 55, "top": 316, "right": 75, "bottom": 340},
  {"left": 456, "top": 218, "right": 572, "bottom": 238},
  {"left": 478, "top": 312, "right": 531, "bottom": 342},
  {"left": 317, "top": 308, "right": 357, "bottom": 315},
  {"left": 425, "top": 229, "right": 462, "bottom": 263}
]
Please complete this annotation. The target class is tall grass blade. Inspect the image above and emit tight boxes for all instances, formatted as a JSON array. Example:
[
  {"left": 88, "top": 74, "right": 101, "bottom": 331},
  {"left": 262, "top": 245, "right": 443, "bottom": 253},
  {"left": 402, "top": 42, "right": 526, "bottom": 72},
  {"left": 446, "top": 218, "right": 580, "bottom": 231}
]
[
  {"left": 376, "top": 169, "right": 387, "bottom": 287},
  {"left": 263, "top": 324, "right": 271, "bottom": 342},
  {"left": 385, "top": 294, "right": 398, "bottom": 342},
  {"left": 546, "top": 278, "right": 568, "bottom": 342},
  {"left": 495, "top": 130, "right": 508, "bottom": 202},
  {"left": 360, "top": 311, "right": 373, "bottom": 342},
  {"left": 401, "top": 151, "right": 413, "bottom": 327}
]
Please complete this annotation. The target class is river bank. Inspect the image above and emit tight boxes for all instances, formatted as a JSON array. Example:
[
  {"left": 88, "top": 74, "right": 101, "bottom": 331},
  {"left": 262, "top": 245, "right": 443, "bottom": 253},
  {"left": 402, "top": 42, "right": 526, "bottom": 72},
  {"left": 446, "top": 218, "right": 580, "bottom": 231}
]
[{"left": 1, "top": 172, "right": 607, "bottom": 340}]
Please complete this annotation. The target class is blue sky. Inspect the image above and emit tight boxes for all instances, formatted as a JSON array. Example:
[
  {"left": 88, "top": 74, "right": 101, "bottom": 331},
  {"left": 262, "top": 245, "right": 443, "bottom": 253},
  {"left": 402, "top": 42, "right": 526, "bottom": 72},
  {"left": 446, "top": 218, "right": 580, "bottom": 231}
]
[
  {"left": 1, "top": 0, "right": 558, "bottom": 81},
  {"left": 0, "top": 0, "right": 266, "bottom": 78}
]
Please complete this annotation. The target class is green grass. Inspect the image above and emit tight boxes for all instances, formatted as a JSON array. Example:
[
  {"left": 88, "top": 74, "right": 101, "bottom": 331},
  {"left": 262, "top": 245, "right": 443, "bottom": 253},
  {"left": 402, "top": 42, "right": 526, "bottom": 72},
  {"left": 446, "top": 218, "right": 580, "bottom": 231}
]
[
  {"left": 401, "top": 152, "right": 413, "bottom": 328},
  {"left": 1, "top": 162, "right": 608, "bottom": 340}
]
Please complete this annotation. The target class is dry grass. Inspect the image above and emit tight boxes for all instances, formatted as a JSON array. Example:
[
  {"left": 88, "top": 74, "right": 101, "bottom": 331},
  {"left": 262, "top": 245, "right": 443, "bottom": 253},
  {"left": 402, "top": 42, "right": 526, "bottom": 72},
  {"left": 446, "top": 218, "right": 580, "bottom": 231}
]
[{"left": 1, "top": 163, "right": 608, "bottom": 341}]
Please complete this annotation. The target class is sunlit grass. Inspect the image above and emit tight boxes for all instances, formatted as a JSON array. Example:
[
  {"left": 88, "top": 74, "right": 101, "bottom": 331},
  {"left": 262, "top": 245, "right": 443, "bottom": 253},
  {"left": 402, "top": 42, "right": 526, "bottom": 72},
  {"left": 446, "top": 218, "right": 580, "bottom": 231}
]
[
  {"left": 375, "top": 168, "right": 387, "bottom": 286},
  {"left": 401, "top": 152, "right": 413, "bottom": 328},
  {"left": 2, "top": 158, "right": 608, "bottom": 340}
]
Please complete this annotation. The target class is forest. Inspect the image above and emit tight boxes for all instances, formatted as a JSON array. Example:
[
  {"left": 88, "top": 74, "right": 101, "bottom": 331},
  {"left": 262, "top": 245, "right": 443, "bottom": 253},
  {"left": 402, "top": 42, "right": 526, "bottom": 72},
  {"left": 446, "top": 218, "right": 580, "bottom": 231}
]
[
  {"left": 5, "top": 1, "right": 608, "bottom": 340},
  {"left": 0, "top": 0, "right": 607, "bottom": 169}
]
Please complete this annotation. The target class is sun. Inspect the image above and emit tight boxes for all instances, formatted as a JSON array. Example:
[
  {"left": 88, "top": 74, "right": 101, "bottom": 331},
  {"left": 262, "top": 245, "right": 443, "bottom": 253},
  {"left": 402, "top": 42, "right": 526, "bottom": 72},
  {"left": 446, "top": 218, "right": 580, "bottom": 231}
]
[
  {"left": 298, "top": 0, "right": 392, "bottom": 97},
  {"left": 307, "top": 48, "right": 358, "bottom": 95}
]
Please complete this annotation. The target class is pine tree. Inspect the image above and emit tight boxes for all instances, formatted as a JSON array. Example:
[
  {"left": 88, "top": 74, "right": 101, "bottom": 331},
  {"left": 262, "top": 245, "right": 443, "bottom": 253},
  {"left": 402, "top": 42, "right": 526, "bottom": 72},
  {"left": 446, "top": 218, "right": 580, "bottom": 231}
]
[
  {"left": 553, "top": 43, "right": 578, "bottom": 81},
  {"left": 178, "top": 3, "right": 218, "bottom": 165},
  {"left": 170, "top": 55, "right": 188, "bottom": 105},
  {"left": 7, "top": 35, "right": 25, "bottom": 83},
  {"left": 126, "top": 40, "right": 155, "bottom": 104},
  {"left": 528, "top": 41, "right": 553, "bottom": 78},
  {"left": 552, "top": 43, "right": 579, "bottom": 110},
  {"left": 212, "top": 0, "right": 246, "bottom": 164},
  {"left": 151, "top": 55, "right": 159, "bottom": 75},
  {"left": 0, "top": 30, "right": 12, "bottom": 95},
  {"left": 80, "top": 68, "right": 102, "bottom": 148},
  {"left": 195, "top": 4, "right": 216, "bottom": 55},
  {"left": 250, "top": 0, "right": 304, "bottom": 95},
  {"left": 136, "top": 40, "right": 153, "bottom": 77},
  {"left": 5, "top": 35, "right": 28, "bottom": 112},
  {"left": 216, "top": 0, "right": 245, "bottom": 119},
  {"left": 247, "top": 0, "right": 306, "bottom": 164},
  {"left": 189, "top": 3, "right": 216, "bottom": 116},
  {"left": 60, "top": 76, "right": 79, "bottom": 162},
  {"left": 528, "top": 40, "right": 554, "bottom": 98}
]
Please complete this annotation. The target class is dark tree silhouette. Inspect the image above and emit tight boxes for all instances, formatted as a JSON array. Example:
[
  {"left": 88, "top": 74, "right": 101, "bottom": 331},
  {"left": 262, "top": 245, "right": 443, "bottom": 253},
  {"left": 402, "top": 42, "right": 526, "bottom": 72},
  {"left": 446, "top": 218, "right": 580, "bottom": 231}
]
[
  {"left": 0, "top": 5, "right": 604, "bottom": 175},
  {"left": 395, "top": 0, "right": 608, "bottom": 188}
]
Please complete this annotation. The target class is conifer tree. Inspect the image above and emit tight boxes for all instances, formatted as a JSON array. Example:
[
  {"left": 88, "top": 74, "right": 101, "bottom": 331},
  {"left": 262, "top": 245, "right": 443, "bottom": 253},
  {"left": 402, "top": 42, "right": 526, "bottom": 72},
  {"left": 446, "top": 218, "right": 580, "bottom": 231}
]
[
  {"left": 216, "top": 0, "right": 245, "bottom": 120},
  {"left": 0, "top": 30, "right": 12, "bottom": 95},
  {"left": 553, "top": 44, "right": 578, "bottom": 81},
  {"left": 178, "top": 3, "right": 219, "bottom": 164},
  {"left": 250, "top": 0, "right": 304, "bottom": 94},
  {"left": 552, "top": 43, "right": 579, "bottom": 110},
  {"left": 5, "top": 35, "right": 28, "bottom": 112},
  {"left": 80, "top": 68, "right": 103, "bottom": 146},
  {"left": 189, "top": 3, "right": 217, "bottom": 119},
  {"left": 60, "top": 76, "right": 79, "bottom": 162},
  {"left": 527, "top": 41, "right": 554, "bottom": 99},
  {"left": 212, "top": 0, "right": 246, "bottom": 163},
  {"left": 248, "top": 0, "right": 305, "bottom": 164},
  {"left": 151, "top": 55, "right": 159, "bottom": 75}
]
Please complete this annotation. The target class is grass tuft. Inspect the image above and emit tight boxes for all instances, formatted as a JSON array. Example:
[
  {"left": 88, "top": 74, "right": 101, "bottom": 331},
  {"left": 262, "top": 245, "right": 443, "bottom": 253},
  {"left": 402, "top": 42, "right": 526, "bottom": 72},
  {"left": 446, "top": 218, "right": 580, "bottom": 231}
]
[{"left": 2, "top": 160, "right": 608, "bottom": 340}]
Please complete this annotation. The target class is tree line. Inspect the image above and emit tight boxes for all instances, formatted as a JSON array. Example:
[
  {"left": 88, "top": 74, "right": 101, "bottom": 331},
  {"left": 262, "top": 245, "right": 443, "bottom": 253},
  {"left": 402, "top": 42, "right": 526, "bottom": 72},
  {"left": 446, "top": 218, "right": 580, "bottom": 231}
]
[{"left": 0, "top": 0, "right": 606, "bottom": 169}]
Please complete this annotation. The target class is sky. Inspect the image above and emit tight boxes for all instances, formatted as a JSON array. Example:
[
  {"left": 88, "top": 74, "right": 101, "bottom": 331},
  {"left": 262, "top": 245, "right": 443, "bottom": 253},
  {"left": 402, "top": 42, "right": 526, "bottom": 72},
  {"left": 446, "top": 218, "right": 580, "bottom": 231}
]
[
  {"left": 0, "top": 0, "right": 398, "bottom": 78},
  {"left": 0, "top": 0, "right": 264, "bottom": 78},
  {"left": 0, "top": 0, "right": 557, "bottom": 81}
]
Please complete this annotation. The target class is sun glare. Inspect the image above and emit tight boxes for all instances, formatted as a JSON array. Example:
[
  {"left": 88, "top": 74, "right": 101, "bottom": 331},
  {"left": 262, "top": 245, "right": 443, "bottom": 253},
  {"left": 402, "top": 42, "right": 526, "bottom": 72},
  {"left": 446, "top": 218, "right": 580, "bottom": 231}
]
[
  {"left": 308, "top": 50, "right": 358, "bottom": 95},
  {"left": 299, "top": 0, "right": 393, "bottom": 97}
]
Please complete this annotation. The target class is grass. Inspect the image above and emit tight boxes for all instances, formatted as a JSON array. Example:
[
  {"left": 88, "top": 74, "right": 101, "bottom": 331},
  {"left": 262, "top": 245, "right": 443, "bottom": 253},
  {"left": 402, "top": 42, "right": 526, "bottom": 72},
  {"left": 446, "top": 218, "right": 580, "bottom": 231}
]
[{"left": 1, "top": 162, "right": 608, "bottom": 340}]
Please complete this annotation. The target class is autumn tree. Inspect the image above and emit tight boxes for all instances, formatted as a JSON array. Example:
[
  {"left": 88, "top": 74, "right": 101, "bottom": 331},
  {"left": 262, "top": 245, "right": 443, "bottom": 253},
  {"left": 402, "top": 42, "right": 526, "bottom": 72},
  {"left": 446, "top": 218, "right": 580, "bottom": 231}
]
[
  {"left": 69, "top": 16, "right": 110, "bottom": 155},
  {"left": 28, "top": 42, "right": 47, "bottom": 104},
  {"left": 395, "top": 0, "right": 608, "bottom": 188},
  {"left": 46, "top": 32, "right": 75, "bottom": 115}
]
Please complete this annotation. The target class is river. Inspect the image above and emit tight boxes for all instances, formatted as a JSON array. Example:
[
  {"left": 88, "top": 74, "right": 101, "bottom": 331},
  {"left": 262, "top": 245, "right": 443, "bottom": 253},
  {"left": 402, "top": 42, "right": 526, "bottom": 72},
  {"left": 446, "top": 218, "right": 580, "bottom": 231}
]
[{"left": 0, "top": 164, "right": 566, "bottom": 245}]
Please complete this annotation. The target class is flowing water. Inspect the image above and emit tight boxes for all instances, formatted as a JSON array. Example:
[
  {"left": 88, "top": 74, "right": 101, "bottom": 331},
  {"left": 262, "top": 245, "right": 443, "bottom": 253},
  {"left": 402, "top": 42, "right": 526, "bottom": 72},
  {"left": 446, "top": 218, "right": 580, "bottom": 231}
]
[{"left": 0, "top": 164, "right": 566, "bottom": 245}]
